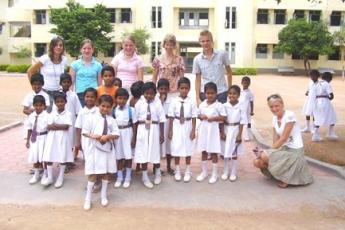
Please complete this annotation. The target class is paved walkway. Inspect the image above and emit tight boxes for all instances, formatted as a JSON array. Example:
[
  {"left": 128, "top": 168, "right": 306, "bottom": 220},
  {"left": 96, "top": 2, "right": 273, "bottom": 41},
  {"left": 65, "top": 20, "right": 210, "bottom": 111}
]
[{"left": 1, "top": 125, "right": 344, "bottom": 213}]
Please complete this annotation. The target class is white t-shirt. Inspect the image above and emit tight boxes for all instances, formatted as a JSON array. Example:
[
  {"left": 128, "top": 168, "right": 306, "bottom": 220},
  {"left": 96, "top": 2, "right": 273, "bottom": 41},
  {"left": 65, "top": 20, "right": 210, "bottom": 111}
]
[
  {"left": 39, "top": 54, "right": 67, "bottom": 91},
  {"left": 272, "top": 110, "right": 303, "bottom": 149}
]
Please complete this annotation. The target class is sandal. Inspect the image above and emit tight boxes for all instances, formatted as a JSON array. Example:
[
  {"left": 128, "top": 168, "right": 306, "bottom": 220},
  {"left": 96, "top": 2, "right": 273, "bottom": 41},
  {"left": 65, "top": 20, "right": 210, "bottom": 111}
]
[{"left": 277, "top": 181, "right": 288, "bottom": 188}]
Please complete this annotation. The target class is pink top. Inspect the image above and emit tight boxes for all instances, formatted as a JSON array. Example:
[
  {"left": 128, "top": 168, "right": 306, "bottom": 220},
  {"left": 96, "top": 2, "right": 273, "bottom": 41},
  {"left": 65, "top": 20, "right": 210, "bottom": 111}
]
[{"left": 111, "top": 51, "right": 145, "bottom": 88}]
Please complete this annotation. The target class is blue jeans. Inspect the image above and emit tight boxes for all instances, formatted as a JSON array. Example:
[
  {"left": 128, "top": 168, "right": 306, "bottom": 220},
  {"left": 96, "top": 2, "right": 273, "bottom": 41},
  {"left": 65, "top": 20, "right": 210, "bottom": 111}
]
[
  {"left": 77, "top": 92, "right": 85, "bottom": 107},
  {"left": 199, "top": 90, "right": 228, "bottom": 103}
]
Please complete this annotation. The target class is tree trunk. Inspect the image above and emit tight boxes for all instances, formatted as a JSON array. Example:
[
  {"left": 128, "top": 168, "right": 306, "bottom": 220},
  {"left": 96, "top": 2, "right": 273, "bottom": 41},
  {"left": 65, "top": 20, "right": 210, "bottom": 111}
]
[{"left": 303, "top": 58, "right": 310, "bottom": 76}]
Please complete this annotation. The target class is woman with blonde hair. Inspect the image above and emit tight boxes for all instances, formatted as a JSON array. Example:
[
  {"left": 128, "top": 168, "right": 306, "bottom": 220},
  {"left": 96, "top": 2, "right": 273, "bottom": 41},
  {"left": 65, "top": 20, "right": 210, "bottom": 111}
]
[
  {"left": 253, "top": 94, "right": 313, "bottom": 188},
  {"left": 152, "top": 34, "right": 185, "bottom": 96},
  {"left": 111, "top": 35, "right": 144, "bottom": 91}
]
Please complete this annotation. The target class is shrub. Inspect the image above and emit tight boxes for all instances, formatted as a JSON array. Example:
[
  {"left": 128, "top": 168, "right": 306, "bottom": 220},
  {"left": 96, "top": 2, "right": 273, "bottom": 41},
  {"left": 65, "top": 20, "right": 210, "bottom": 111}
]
[
  {"left": 232, "top": 68, "right": 257, "bottom": 75},
  {"left": 0, "top": 64, "right": 10, "bottom": 71},
  {"left": 6, "top": 64, "right": 31, "bottom": 73},
  {"left": 145, "top": 66, "right": 153, "bottom": 74}
]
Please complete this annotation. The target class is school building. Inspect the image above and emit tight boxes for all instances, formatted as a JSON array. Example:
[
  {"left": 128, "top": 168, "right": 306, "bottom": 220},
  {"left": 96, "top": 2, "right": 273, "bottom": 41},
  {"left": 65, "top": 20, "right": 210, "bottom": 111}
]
[{"left": 1, "top": 0, "right": 345, "bottom": 73}]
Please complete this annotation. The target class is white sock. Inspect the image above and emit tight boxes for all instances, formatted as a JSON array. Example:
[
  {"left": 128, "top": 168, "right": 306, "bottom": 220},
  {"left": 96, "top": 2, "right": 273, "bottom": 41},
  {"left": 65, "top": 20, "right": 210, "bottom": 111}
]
[
  {"left": 185, "top": 165, "right": 191, "bottom": 173},
  {"left": 58, "top": 164, "right": 66, "bottom": 181},
  {"left": 175, "top": 165, "right": 180, "bottom": 173},
  {"left": 155, "top": 168, "right": 161, "bottom": 177},
  {"left": 223, "top": 158, "right": 229, "bottom": 174},
  {"left": 33, "top": 168, "right": 39, "bottom": 178},
  {"left": 101, "top": 180, "right": 108, "bottom": 200},
  {"left": 305, "top": 120, "right": 310, "bottom": 128},
  {"left": 47, "top": 165, "right": 53, "bottom": 181},
  {"left": 85, "top": 181, "right": 95, "bottom": 202},
  {"left": 230, "top": 160, "right": 237, "bottom": 176},
  {"left": 125, "top": 168, "right": 132, "bottom": 182},
  {"left": 212, "top": 163, "right": 218, "bottom": 176},
  {"left": 142, "top": 170, "right": 149, "bottom": 182},
  {"left": 117, "top": 170, "right": 123, "bottom": 181},
  {"left": 43, "top": 169, "right": 47, "bottom": 177},
  {"left": 201, "top": 161, "right": 207, "bottom": 174}
]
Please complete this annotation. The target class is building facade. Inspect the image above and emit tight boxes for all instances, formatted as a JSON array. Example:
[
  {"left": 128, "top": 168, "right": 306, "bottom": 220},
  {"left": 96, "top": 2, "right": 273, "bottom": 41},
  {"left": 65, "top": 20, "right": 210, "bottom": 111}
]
[{"left": 1, "top": 0, "right": 345, "bottom": 73}]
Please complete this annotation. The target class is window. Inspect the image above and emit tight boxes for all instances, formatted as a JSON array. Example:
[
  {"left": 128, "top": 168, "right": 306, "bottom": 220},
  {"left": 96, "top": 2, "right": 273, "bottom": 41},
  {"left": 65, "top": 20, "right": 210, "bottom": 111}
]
[
  {"left": 225, "top": 42, "right": 236, "bottom": 64},
  {"left": 105, "top": 43, "right": 115, "bottom": 57},
  {"left": 256, "top": 44, "right": 268, "bottom": 59},
  {"left": 151, "top": 42, "right": 156, "bottom": 62},
  {"left": 35, "top": 43, "right": 46, "bottom": 57},
  {"left": 35, "top": 10, "right": 47, "bottom": 24},
  {"left": 272, "top": 45, "right": 284, "bottom": 59},
  {"left": 0, "top": 23, "right": 4, "bottom": 35},
  {"left": 121, "top": 8, "right": 131, "bottom": 23},
  {"left": 10, "top": 22, "right": 31, "bottom": 37},
  {"left": 225, "top": 7, "right": 236, "bottom": 29},
  {"left": 292, "top": 53, "right": 318, "bottom": 60},
  {"left": 309, "top": 54, "right": 318, "bottom": 60},
  {"left": 294, "top": 10, "right": 305, "bottom": 19},
  {"left": 274, "top": 10, "right": 286, "bottom": 24},
  {"left": 257, "top": 9, "right": 269, "bottom": 24},
  {"left": 157, "top": 42, "right": 162, "bottom": 55},
  {"left": 328, "top": 47, "right": 341, "bottom": 60},
  {"left": 107, "top": 9, "right": 116, "bottom": 23},
  {"left": 309, "top": 10, "right": 321, "bottom": 22},
  {"left": 179, "top": 9, "right": 209, "bottom": 28},
  {"left": 292, "top": 53, "right": 301, "bottom": 60},
  {"left": 152, "top": 6, "right": 162, "bottom": 28},
  {"left": 330, "top": 11, "right": 341, "bottom": 26}
]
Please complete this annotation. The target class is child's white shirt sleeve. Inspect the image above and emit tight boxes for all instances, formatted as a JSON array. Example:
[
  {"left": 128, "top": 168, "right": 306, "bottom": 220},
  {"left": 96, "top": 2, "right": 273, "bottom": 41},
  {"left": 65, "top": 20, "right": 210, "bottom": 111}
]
[
  {"left": 217, "top": 103, "right": 227, "bottom": 117},
  {"left": 65, "top": 112, "right": 73, "bottom": 126},
  {"left": 110, "top": 117, "right": 120, "bottom": 136},
  {"left": 75, "top": 110, "right": 83, "bottom": 129},
  {"left": 191, "top": 100, "right": 198, "bottom": 118},
  {"left": 157, "top": 102, "right": 167, "bottom": 123},
  {"left": 82, "top": 114, "right": 92, "bottom": 135},
  {"left": 168, "top": 100, "right": 176, "bottom": 118},
  {"left": 130, "top": 107, "right": 137, "bottom": 123}
]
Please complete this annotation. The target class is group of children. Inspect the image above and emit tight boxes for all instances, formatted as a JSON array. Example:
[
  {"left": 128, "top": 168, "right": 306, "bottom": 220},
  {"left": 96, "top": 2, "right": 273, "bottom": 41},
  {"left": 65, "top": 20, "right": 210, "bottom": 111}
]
[
  {"left": 24, "top": 65, "right": 255, "bottom": 210},
  {"left": 301, "top": 70, "right": 338, "bottom": 141}
]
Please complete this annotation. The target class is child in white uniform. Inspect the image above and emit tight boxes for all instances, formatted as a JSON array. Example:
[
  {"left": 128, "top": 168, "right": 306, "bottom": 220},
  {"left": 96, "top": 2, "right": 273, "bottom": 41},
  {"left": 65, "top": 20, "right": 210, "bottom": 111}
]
[
  {"left": 168, "top": 77, "right": 197, "bottom": 182},
  {"left": 221, "top": 85, "right": 246, "bottom": 182},
  {"left": 42, "top": 91, "right": 73, "bottom": 188},
  {"left": 59, "top": 73, "right": 82, "bottom": 160},
  {"left": 25, "top": 95, "right": 49, "bottom": 184},
  {"left": 82, "top": 95, "right": 120, "bottom": 210},
  {"left": 75, "top": 88, "right": 98, "bottom": 159},
  {"left": 312, "top": 72, "right": 338, "bottom": 141},
  {"left": 301, "top": 70, "right": 319, "bottom": 132},
  {"left": 22, "top": 73, "right": 50, "bottom": 137},
  {"left": 196, "top": 82, "right": 227, "bottom": 184},
  {"left": 156, "top": 78, "right": 173, "bottom": 175},
  {"left": 239, "top": 76, "right": 254, "bottom": 141},
  {"left": 113, "top": 88, "right": 137, "bottom": 189},
  {"left": 133, "top": 82, "right": 166, "bottom": 189}
]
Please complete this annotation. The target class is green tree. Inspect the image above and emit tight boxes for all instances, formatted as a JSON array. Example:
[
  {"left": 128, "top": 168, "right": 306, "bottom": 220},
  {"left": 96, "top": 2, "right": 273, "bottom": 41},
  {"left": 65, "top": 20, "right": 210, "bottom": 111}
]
[
  {"left": 333, "top": 25, "right": 345, "bottom": 76},
  {"left": 275, "top": 19, "right": 333, "bottom": 73},
  {"left": 123, "top": 28, "right": 151, "bottom": 55},
  {"left": 50, "top": 0, "right": 113, "bottom": 58},
  {"left": 13, "top": 46, "right": 31, "bottom": 58}
]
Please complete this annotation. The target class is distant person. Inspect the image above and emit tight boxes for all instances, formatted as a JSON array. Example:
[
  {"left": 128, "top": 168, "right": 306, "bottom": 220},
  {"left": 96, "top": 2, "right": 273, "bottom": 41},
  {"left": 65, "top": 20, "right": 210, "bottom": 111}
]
[
  {"left": 111, "top": 36, "right": 144, "bottom": 92},
  {"left": 253, "top": 94, "right": 313, "bottom": 188},
  {"left": 152, "top": 34, "right": 185, "bottom": 97},
  {"left": 312, "top": 72, "right": 338, "bottom": 141},
  {"left": 69, "top": 39, "right": 102, "bottom": 107},
  {"left": 301, "top": 70, "right": 319, "bottom": 133},
  {"left": 113, "top": 77, "right": 122, "bottom": 88},
  {"left": 239, "top": 76, "right": 254, "bottom": 141},
  {"left": 193, "top": 30, "right": 232, "bottom": 105},
  {"left": 27, "top": 36, "right": 66, "bottom": 112}
]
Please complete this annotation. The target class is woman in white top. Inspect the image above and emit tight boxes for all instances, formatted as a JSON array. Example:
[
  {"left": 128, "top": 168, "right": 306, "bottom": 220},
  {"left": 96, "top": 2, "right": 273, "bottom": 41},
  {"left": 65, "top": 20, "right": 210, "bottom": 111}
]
[
  {"left": 253, "top": 94, "right": 313, "bottom": 188},
  {"left": 27, "top": 36, "right": 67, "bottom": 112}
]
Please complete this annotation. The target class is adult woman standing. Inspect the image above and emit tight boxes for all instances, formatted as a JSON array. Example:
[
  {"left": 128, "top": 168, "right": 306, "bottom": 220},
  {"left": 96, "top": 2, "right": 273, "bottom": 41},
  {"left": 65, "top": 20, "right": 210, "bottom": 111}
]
[
  {"left": 111, "top": 36, "right": 144, "bottom": 91},
  {"left": 253, "top": 94, "right": 313, "bottom": 188},
  {"left": 27, "top": 36, "right": 67, "bottom": 112},
  {"left": 152, "top": 34, "right": 185, "bottom": 96},
  {"left": 69, "top": 39, "right": 102, "bottom": 106}
]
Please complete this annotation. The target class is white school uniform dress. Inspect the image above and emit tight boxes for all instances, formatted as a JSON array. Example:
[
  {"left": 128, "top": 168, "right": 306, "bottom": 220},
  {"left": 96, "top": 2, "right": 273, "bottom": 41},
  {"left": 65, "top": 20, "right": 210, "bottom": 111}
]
[
  {"left": 313, "top": 80, "right": 337, "bottom": 126},
  {"left": 113, "top": 105, "right": 137, "bottom": 160},
  {"left": 273, "top": 110, "right": 303, "bottom": 149},
  {"left": 221, "top": 102, "right": 247, "bottom": 158},
  {"left": 302, "top": 80, "right": 317, "bottom": 116},
  {"left": 196, "top": 100, "right": 226, "bottom": 154},
  {"left": 43, "top": 109, "right": 74, "bottom": 163},
  {"left": 53, "top": 91, "right": 81, "bottom": 146},
  {"left": 75, "top": 106, "right": 97, "bottom": 154},
  {"left": 239, "top": 88, "right": 254, "bottom": 124},
  {"left": 156, "top": 94, "right": 172, "bottom": 158},
  {"left": 82, "top": 110, "right": 119, "bottom": 175},
  {"left": 22, "top": 90, "right": 50, "bottom": 138},
  {"left": 134, "top": 97, "right": 167, "bottom": 164},
  {"left": 168, "top": 96, "right": 197, "bottom": 157},
  {"left": 27, "top": 111, "right": 49, "bottom": 163}
]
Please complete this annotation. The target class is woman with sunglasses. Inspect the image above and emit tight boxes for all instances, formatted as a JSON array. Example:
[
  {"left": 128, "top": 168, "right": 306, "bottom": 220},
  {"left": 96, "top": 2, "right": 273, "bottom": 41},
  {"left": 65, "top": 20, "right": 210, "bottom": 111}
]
[
  {"left": 253, "top": 94, "right": 313, "bottom": 188},
  {"left": 27, "top": 36, "right": 67, "bottom": 112}
]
